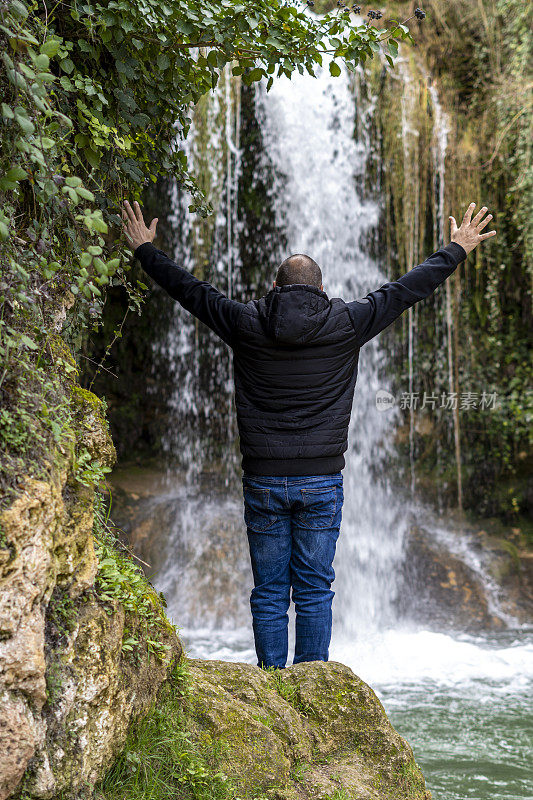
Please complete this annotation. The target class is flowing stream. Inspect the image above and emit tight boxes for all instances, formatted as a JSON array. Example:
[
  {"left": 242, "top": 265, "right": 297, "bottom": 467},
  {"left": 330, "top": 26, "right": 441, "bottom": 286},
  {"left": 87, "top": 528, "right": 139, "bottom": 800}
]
[{"left": 118, "top": 60, "right": 533, "bottom": 799}]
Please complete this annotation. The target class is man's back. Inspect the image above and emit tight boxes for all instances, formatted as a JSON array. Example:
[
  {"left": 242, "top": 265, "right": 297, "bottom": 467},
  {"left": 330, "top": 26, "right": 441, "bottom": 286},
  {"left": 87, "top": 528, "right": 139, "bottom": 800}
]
[{"left": 233, "top": 285, "right": 360, "bottom": 476}]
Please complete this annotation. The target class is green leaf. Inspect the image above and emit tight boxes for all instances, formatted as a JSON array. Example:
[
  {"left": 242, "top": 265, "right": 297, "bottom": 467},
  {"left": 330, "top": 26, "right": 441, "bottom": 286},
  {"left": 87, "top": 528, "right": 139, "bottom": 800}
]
[
  {"left": 40, "top": 39, "right": 61, "bottom": 57},
  {"left": 329, "top": 61, "right": 341, "bottom": 77},
  {"left": 77, "top": 187, "right": 95, "bottom": 201},
  {"left": 14, "top": 112, "right": 35, "bottom": 135},
  {"left": 56, "top": 112, "right": 73, "bottom": 127},
  {"left": 9, "top": 0, "right": 29, "bottom": 20},
  {"left": 93, "top": 257, "right": 107, "bottom": 274},
  {"left": 65, "top": 187, "right": 79, "bottom": 202},
  {"left": 248, "top": 67, "right": 263, "bottom": 83},
  {"left": 84, "top": 148, "right": 101, "bottom": 168},
  {"left": 6, "top": 166, "right": 28, "bottom": 181},
  {"left": 33, "top": 54, "right": 50, "bottom": 70},
  {"left": 36, "top": 72, "right": 56, "bottom": 83},
  {"left": 60, "top": 58, "right": 74, "bottom": 74},
  {"left": 388, "top": 40, "right": 398, "bottom": 57},
  {"left": 175, "top": 20, "right": 194, "bottom": 35},
  {"left": 92, "top": 217, "right": 108, "bottom": 233},
  {"left": 1, "top": 104, "right": 14, "bottom": 119},
  {"left": 20, "top": 334, "right": 38, "bottom": 350}
]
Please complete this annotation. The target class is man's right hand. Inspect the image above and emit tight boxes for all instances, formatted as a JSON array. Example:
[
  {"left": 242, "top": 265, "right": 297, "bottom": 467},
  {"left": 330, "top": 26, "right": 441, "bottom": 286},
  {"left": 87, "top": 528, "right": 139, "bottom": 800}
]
[
  {"left": 122, "top": 200, "right": 158, "bottom": 252},
  {"left": 449, "top": 203, "right": 497, "bottom": 255}
]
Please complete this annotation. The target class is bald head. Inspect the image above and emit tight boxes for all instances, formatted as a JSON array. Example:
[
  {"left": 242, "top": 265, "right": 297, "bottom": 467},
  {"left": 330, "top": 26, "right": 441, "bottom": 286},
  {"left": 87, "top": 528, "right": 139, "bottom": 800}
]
[{"left": 275, "top": 254, "right": 323, "bottom": 289}]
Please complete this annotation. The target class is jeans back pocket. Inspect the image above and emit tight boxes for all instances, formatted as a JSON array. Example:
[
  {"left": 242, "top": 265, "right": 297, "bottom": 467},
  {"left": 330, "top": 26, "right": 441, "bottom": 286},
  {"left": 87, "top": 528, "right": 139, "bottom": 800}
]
[
  {"left": 243, "top": 486, "right": 277, "bottom": 532},
  {"left": 295, "top": 485, "right": 337, "bottom": 530}
]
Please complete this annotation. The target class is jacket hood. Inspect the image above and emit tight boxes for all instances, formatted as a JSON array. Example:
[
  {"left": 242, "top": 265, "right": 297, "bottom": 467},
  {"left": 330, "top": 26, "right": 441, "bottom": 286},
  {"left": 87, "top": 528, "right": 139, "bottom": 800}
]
[{"left": 257, "top": 284, "right": 332, "bottom": 345}]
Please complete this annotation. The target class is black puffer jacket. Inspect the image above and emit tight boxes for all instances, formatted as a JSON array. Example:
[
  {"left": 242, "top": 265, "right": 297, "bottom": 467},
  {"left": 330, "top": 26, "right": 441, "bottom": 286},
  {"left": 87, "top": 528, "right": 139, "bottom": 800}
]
[{"left": 135, "top": 241, "right": 467, "bottom": 476}]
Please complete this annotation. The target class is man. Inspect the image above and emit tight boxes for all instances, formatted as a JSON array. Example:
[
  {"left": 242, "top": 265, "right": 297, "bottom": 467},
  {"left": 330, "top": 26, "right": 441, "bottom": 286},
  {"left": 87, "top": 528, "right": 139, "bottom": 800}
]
[{"left": 122, "top": 199, "right": 496, "bottom": 669}]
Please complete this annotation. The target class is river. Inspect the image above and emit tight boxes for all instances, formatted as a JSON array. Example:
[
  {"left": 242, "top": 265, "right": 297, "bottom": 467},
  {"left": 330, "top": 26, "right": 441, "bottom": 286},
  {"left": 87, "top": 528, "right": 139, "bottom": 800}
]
[{"left": 116, "top": 58, "right": 533, "bottom": 799}]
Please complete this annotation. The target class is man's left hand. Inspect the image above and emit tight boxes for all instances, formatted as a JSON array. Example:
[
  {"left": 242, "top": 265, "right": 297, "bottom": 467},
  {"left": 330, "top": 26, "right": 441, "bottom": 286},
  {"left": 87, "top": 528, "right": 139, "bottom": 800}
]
[{"left": 122, "top": 200, "right": 158, "bottom": 251}]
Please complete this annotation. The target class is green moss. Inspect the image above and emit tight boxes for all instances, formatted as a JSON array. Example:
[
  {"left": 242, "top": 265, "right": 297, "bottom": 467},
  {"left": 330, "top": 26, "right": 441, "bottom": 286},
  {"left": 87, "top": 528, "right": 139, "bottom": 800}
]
[
  {"left": 290, "top": 761, "right": 311, "bottom": 783},
  {"left": 266, "top": 668, "right": 312, "bottom": 716},
  {"left": 323, "top": 790, "right": 352, "bottom": 800},
  {"left": 392, "top": 760, "right": 429, "bottom": 799},
  {"left": 70, "top": 384, "right": 107, "bottom": 416},
  {"left": 48, "top": 334, "right": 79, "bottom": 378}
]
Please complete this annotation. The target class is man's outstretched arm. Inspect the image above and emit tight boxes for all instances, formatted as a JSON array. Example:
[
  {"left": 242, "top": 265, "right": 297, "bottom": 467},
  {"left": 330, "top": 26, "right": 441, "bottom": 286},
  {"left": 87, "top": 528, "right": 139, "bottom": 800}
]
[
  {"left": 122, "top": 200, "right": 245, "bottom": 346},
  {"left": 347, "top": 203, "right": 497, "bottom": 347}
]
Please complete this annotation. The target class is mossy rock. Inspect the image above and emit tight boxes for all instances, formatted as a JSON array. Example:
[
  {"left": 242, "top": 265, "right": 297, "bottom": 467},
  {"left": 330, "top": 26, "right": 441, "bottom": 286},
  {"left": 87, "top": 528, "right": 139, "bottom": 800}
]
[
  {"left": 70, "top": 385, "right": 116, "bottom": 469},
  {"left": 183, "top": 659, "right": 430, "bottom": 800}
]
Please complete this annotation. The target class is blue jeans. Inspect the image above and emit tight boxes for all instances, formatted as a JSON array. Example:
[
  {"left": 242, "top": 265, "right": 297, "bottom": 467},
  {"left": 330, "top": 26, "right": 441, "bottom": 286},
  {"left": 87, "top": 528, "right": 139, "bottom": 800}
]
[{"left": 242, "top": 472, "right": 344, "bottom": 669}]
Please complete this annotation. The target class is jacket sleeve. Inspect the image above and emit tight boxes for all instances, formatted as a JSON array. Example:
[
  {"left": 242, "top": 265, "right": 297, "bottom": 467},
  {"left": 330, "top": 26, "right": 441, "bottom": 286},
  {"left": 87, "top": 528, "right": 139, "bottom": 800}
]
[
  {"left": 134, "top": 242, "right": 245, "bottom": 346},
  {"left": 346, "top": 241, "right": 467, "bottom": 346}
]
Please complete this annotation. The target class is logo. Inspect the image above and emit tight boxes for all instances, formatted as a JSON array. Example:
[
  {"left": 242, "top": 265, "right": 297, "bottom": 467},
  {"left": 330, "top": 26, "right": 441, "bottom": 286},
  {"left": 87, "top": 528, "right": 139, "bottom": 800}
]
[{"left": 375, "top": 389, "right": 396, "bottom": 412}]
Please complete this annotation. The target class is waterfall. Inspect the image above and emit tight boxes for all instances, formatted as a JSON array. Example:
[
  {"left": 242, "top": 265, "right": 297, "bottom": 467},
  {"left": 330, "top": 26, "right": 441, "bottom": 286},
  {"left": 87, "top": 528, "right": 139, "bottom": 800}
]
[
  {"left": 155, "top": 70, "right": 242, "bottom": 478},
  {"left": 258, "top": 64, "right": 408, "bottom": 637},
  {"left": 427, "top": 81, "right": 464, "bottom": 511},
  {"left": 224, "top": 63, "right": 241, "bottom": 301},
  {"left": 398, "top": 58, "right": 420, "bottom": 498},
  {"left": 429, "top": 86, "right": 461, "bottom": 506},
  {"left": 428, "top": 82, "right": 465, "bottom": 513},
  {"left": 429, "top": 83, "right": 449, "bottom": 515},
  {"left": 135, "top": 39, "right": 532, "bottom": 643}
]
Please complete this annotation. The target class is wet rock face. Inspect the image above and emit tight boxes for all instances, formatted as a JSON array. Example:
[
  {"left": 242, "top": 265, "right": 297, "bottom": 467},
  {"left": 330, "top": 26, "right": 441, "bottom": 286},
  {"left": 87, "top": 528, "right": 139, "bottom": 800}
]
[
  {"left": 185, "top": 659, "right": 431, "bottom": 799},
  {"left": 0, "top": 389, "right": 180, "bottom": 800},
  {"left": 398, "top": 526, "right": 505, "bottom": 631},
  {"left": 26, "top": 594, "right": 180, "bottom": 798}
]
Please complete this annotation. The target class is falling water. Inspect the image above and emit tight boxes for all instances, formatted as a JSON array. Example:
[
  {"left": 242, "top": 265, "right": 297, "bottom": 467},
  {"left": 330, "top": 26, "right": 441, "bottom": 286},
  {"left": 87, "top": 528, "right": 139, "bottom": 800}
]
[
  {"left": 398, "top": 58, "right": 420, "bottom": 497},
  {"left": 258, "top": 65, "right": 408, "bottom": 636},
  {"left": 430, "top": 83, "right": 456, "bottom": 513},
  {"left": 430, "top": 81, "right": 450, "bottom": 516},
  {"left": 155, "top": 70, "right": 241, "bottom": 478},
  {"left": 429, "top": 81, "right": 464, "bottom": 512}
]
